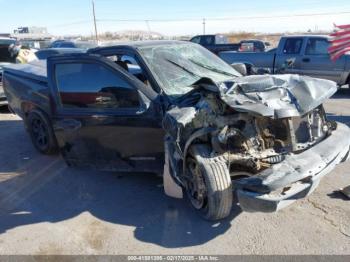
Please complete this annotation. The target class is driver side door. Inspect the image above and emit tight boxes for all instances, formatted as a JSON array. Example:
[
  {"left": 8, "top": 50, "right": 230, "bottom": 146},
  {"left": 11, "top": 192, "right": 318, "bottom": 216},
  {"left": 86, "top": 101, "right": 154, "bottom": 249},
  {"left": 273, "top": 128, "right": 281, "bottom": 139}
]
[{"left": 48, "top": 54, "right": 165, "bottom": 173}]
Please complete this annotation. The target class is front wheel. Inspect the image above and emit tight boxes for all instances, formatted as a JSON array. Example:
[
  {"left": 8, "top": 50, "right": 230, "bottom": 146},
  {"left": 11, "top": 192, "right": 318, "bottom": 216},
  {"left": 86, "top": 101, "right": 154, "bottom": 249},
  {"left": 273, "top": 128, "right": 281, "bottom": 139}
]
[{"left": 185, "top": 145, "right": 233, "bottom": 220}]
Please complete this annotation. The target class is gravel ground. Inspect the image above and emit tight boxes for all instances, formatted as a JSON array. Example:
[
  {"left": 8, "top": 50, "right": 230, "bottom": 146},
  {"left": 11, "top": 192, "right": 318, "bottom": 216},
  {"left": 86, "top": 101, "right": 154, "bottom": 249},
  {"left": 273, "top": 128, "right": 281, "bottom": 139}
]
[{"left": 0, "top": 90, "right": 349, "bottom": 255}]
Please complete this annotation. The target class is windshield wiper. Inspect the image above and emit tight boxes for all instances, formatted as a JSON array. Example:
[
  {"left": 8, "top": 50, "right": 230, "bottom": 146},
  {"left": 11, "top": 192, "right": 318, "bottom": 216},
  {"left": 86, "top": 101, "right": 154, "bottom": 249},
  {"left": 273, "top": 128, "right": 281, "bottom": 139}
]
[
  {"left": 165, "top": 59, "right": 199, "bottom": 77},
  {"left": 189, "top": 59, "right": 238, "bottom": 77}
]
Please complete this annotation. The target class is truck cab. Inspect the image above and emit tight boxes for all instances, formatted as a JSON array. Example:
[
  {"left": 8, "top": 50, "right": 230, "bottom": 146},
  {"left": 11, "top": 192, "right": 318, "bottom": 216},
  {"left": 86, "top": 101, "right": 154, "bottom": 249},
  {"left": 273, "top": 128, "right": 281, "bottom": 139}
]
[{"left": 274, "top": 35, "right": 348, "bottom": 84}]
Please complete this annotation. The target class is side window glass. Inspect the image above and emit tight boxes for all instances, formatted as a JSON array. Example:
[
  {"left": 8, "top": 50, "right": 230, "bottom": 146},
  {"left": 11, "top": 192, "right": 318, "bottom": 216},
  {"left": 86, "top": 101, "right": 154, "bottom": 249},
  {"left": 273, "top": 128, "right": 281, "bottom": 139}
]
[
  {"left": 55, "top": 63, "right": 140, "bottom": 109},
  {"left": 215, "top": 35, "right": 227, "bottom": 44},
  {"left": 305, "top": 38, "right": 329, "bottom": 55},
  {"left": 191, "top": 37, "right": 201, "bottom": 44},
  {"left": 106, "top": 54, "right": 151, "bottom": 87},
  {"left": 283, "top": 38, "right": 303, "bottom": 54},
  {"left": 202, "top": 36, "right": 214, "bottom": 45}
]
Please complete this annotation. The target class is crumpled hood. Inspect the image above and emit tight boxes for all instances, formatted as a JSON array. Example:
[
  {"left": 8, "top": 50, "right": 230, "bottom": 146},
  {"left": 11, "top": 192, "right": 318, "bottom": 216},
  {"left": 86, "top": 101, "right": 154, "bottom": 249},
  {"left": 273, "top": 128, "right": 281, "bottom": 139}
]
[{"left": 219, "top": 74, "right": 337, "bottom": 118}]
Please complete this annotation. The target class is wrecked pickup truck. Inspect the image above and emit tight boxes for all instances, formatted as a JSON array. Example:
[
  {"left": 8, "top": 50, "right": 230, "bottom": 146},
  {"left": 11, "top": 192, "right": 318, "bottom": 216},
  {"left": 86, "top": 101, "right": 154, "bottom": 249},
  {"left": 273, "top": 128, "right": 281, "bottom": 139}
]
[{"left": 3, "top": 41, "right": 350, "bottom": 220}]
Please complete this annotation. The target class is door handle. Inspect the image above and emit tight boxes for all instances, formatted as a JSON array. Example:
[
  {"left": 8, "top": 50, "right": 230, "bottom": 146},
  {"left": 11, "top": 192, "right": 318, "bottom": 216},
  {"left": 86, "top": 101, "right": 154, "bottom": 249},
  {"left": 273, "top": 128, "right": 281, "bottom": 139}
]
[{"left": 302, "top": 58, "right": 310, "bottom": 63}]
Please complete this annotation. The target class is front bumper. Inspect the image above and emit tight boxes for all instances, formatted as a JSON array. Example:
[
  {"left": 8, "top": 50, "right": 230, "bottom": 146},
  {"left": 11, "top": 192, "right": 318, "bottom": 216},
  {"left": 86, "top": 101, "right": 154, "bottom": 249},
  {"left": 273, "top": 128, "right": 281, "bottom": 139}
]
[{"left": 235, "top": 122, "right": 350, "bottom": 212}]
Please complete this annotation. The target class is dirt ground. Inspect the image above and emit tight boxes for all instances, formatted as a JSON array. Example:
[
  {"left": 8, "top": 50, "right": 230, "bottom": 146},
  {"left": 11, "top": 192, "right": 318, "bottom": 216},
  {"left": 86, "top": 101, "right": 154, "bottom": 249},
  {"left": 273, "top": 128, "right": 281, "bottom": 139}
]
[{"left": 0, "top": 90, "right": 349, "bottom": 255}]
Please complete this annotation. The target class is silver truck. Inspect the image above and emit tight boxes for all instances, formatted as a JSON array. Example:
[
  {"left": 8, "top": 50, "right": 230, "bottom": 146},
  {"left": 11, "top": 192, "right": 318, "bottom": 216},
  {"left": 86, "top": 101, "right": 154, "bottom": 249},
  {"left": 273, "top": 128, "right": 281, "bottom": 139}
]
[{"left": 219, "top": 35, "right": 350, "bottom": 88}]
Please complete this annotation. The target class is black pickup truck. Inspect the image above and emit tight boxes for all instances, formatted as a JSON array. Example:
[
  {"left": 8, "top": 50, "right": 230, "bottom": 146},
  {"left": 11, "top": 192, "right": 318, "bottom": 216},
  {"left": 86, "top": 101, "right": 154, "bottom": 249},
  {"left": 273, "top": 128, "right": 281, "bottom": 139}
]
[
  {"left": 3, "top": 41, "right": 350, "bottom": 220},
  {"left": 190, "top": 34, "right": 240, "bottom": 54}
]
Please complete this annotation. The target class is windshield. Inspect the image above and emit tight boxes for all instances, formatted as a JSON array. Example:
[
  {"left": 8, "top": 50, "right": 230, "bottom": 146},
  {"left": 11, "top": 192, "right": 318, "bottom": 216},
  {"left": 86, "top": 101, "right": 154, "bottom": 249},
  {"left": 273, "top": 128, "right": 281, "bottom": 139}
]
[{"left": 139, "top": 43, "right": 240, "bottom": 97}]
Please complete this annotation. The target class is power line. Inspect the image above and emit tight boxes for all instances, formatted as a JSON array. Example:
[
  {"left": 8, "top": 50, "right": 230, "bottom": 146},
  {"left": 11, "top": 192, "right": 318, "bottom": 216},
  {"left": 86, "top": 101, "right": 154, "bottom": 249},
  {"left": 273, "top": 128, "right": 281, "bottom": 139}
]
[
  {"left": 97, "top": 10, "right": 350, "bottom": 23},
  {"left": 47, "top": 10, "right": 350, "bottom": 29},
  {"left": 94, "top": 0, "right": 350, "bottom": 17}
]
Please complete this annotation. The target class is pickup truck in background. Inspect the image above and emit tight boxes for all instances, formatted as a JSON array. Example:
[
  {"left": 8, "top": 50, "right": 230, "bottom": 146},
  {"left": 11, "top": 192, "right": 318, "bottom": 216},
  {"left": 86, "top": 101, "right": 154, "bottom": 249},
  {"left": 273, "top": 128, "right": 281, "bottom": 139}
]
[
  {"left": 219, "top": 35, "right": 350, "bottom": 87},
  {"left": 190, "top": 34, "right": 240, "bottom": 54}
]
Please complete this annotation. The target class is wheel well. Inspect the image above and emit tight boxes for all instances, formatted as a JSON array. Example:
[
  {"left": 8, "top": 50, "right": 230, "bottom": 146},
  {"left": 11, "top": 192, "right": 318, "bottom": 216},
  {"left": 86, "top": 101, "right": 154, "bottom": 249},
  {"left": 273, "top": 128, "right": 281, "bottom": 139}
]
[
  {"left": 21, "top": 102, "right": 35, "bottom": 118},
  {"left": 182, "top": 127, "right": 216, "bottom": 175},
  {"left": 21, "top": 102, "right": 47, "bottom": 118},
  {"left": 21, "top": 102, "right": 50, "bottom": 127}
]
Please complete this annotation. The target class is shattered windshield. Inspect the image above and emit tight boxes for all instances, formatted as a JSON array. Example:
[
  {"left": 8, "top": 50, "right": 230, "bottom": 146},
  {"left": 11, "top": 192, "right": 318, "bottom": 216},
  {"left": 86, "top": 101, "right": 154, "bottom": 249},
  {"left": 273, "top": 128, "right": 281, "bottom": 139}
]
[{"left": 139, "top": 43, "right": 240, "bottom": 97}]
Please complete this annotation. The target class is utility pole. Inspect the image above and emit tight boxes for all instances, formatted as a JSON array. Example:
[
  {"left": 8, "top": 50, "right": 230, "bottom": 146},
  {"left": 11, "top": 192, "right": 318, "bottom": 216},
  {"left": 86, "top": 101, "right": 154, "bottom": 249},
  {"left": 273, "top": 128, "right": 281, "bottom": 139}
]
[
  {"left": 203, "top": 18, "right": 206, "bottom": 35},
  {"left": 145, "top": 20, "right": 151, "bottom": 40},
  {"left": 92, "top": 0, "right": 98, "bottom": 42}
]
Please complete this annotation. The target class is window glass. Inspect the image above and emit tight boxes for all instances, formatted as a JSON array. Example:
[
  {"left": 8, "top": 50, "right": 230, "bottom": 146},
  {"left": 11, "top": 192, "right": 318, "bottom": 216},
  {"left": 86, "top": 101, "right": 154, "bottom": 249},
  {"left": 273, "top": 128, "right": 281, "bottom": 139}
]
[
  {"left": 58, "top": 42, "right": 76, "bottom": 48},
  {"left": 215, "top": 35, "right": 228, "bottom": 44},
  {"left": 305, "top": 38, "right": 329, "bottom": 55},
  {"left": 191, "top": 36, "right": 201, "bottom": 44},
  {"left": 106, "top": 54, "right": 149, "bottom": 86},
  {"left": 55, "top": 63, "right": 139, "bottom": 109},
  {"left": 139, "top": 43, "right": 240, "bottom": 97},
  {"left": 283, "top": 38, "right": 303, "bottom": 54},
  {"left": 202, "top": 36, "right": 214, "bottom": 45}
]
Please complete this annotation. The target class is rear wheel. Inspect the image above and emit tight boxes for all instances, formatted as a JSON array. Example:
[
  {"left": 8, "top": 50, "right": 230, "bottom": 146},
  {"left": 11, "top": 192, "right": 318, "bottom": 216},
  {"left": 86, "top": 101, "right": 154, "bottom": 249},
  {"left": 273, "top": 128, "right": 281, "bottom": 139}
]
[
  {"left": 185, "top": 145, "right": 233, "bottom": 220},
  {"left": 27, "top": 110, "right": 58, "bottom": 155}
]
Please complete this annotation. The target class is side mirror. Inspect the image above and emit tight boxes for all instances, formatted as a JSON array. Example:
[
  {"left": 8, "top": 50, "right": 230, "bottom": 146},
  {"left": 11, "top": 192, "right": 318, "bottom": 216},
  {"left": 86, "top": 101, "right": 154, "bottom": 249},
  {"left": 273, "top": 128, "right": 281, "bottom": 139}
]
[{"left": 231, "top": 63, "right": 247, "bottom": 76}]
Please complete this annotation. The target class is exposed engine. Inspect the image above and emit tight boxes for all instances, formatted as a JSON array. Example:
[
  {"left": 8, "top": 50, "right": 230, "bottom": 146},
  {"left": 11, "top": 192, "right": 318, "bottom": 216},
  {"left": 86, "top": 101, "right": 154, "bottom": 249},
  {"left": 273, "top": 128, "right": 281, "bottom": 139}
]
[
  {"left": 163, "top": 74, "right": 338, "bottom": 181},
  {"left": 163, "top": 90, "right": 334, "bottom": 179},
  {"left": 211, "top": 105, "right": 332, "bottom": 175}
]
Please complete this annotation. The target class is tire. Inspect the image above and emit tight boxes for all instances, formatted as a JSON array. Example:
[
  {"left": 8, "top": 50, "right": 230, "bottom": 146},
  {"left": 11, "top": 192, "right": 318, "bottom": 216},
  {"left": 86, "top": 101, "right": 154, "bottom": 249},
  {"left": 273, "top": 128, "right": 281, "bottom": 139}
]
[
  {"left": 185, "top": 145, "right": 233, "bottom": 220},
  {"left": 27, "top": 109, "right": 58, "bottom": 155}
]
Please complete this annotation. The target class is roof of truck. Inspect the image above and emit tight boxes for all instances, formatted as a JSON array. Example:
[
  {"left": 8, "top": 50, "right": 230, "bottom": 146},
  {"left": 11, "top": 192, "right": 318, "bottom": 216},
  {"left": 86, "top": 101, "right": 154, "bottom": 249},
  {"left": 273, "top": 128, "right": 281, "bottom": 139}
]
[
  {"left": 282, "top": 34, "right": 330, "bottom": 39},
  {"left": 4, "top": 60, "right": 47, "bottom": 82}
]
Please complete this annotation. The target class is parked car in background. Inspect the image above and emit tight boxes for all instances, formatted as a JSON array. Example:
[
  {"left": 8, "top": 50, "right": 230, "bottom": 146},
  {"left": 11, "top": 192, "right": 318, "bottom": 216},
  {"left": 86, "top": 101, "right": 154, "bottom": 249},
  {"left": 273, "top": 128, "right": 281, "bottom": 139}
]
[
  {"left": 35, "top": 48, "right": 86, "bottom": 60},
  {"left": 48, "top": 40, "right": 97, "bottom": 49},
  {"left": 239, "top": 39, "right": 269, "bottom": 52},
  {"left": 219, "top": 35, "right": 350, "bottom": 87},
  {"left": 190, "top": 34, "right": 240, "bottom": 54},
  {"left": 48, "top": 40, "right": 76, "bottom": 48},
  {"left": 0, "top": 37, "right": 16, "bottom": 105}
]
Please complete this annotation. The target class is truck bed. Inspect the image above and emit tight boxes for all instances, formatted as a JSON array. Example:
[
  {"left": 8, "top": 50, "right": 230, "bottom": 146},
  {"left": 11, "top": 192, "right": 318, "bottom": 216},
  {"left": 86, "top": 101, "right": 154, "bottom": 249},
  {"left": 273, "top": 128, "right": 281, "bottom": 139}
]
[
  {"left": 4, "top": 60, "right": 47, "bottom": 83},
  {"left": 3, "top": 60, "right": 51, "bottom": 118},
  {"left": 219, "top": 51, "right": 275, "bottom": 73}
]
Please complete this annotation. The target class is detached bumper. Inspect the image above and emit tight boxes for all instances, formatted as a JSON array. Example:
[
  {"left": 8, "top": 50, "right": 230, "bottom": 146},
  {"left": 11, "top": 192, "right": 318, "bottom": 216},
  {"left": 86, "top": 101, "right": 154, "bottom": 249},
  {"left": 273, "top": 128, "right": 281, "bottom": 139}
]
[{"left": 235, "top": 122, "right": 350, "bottom": 212}]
